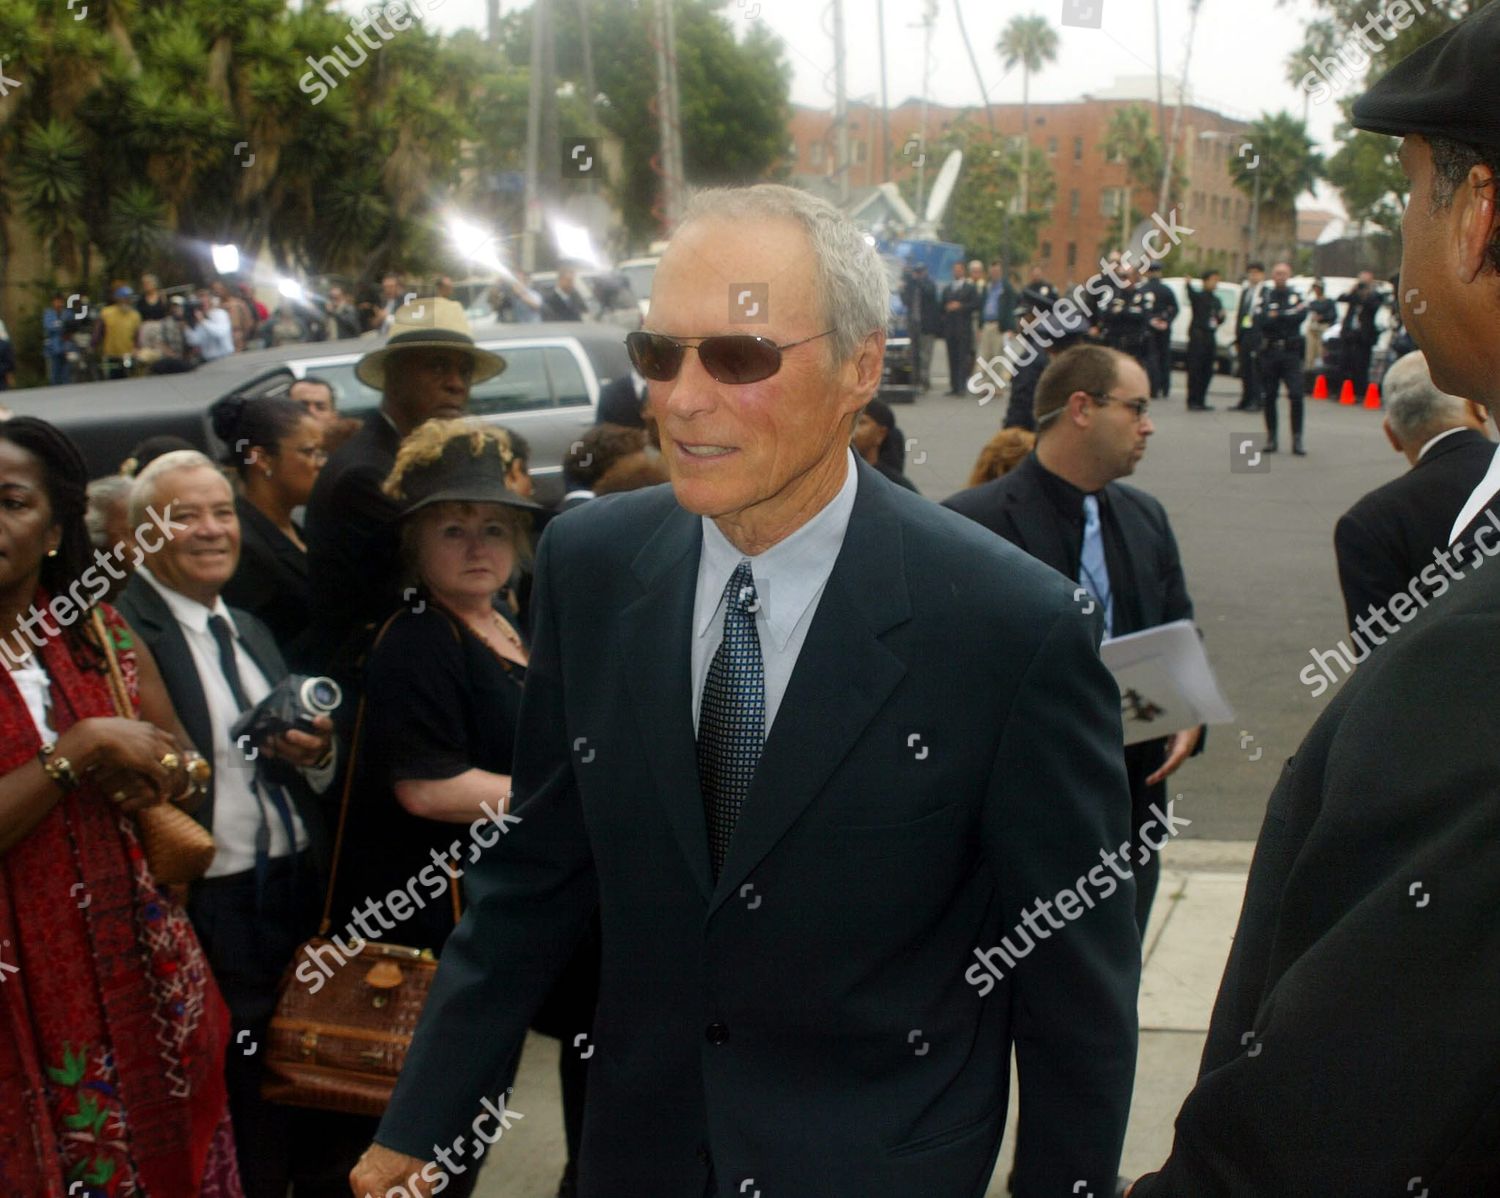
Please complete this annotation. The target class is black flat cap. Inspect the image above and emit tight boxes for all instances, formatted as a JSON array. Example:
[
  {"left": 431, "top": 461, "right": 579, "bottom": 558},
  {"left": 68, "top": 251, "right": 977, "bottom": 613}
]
[{"left": 1351, "top": 2, "right": 1500, "bottom": 148}]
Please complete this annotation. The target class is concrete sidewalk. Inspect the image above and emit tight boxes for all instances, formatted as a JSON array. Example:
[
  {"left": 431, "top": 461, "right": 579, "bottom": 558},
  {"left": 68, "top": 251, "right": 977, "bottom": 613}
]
[{"left": 473, "top": 839, "right": 1254, "bottom": 1197}]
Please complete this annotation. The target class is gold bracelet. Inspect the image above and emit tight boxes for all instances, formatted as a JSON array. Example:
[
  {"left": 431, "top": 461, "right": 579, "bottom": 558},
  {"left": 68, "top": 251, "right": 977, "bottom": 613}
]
[{"left": 37, "top": 742, "right": 80, "bottom": 792}]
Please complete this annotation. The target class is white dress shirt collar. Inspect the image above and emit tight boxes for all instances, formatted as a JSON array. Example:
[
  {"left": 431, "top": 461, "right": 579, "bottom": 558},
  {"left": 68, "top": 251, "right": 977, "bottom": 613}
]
[
  {"left": 694, "top": 449, "right": 858, "bottom": 653},
  {"left": 1416, "top": 425, "right": 1471, "bottom": 462},
  {"left": 138, "top": 564, "right": 237, "bottom": 635},
  {"left": 1450, "top": 441, "right": 1500, "bottom": 545}
]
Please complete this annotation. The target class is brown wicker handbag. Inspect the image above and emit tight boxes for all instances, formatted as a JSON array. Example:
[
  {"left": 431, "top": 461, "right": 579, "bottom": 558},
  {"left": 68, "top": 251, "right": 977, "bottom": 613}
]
[
  {"left": 260, "top": 614, "right": 461, "bottom": 1116},
  {"left": 91, "top": 609, "right": 217, "bottom": 884}
]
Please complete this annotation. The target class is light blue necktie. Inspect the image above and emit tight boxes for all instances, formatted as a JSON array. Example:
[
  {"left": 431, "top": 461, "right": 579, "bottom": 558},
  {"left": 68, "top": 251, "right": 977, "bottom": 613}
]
[
  {"left": 697, "top": 561, "right": 765, "bottom": 878},
  {"left": 1079, "top": 494, "right": 1114, "bottom": 638}
]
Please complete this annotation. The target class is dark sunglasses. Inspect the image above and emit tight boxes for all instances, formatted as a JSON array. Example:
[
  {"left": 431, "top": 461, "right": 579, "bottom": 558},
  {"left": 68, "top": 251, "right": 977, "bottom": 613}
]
[{"left": 626, "top": 329, "right": 835, "bottom": 385}]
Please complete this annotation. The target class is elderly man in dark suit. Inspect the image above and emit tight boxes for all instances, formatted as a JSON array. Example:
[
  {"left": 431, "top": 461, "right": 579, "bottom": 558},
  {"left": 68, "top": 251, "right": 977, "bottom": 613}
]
[
  {"left": 1334, "top": 349, "right": 1493, "bottom": 632},
  {"left": 303, "top": 297, "right": 503, "bottom": 686},
  {"left": 353, "top": 183, "right": 1140, "bottom": 1198},
  {"left": 114, "top": 449, "right": 342, "bottom": 1197},
  {"left": 945, "top": 344, "right": 1202, "bottom": 934},
  {"left": 1129, "top": 7, "right": 1500, "bottom": 1193}
]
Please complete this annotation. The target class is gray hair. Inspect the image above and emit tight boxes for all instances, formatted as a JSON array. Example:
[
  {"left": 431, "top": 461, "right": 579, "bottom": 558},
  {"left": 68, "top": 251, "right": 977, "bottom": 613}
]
[
  {"left": 85, "top": 476, "right": 132, "bottom": 548},
  {"left": 129, "top": 449, "right": 225, "bottom": 528},
  {"left": 1383, "top": 352, "right": 1474, "bottom": 446},
  {"left": 679, "top": 184, "right": 888, "bottom": 366}
]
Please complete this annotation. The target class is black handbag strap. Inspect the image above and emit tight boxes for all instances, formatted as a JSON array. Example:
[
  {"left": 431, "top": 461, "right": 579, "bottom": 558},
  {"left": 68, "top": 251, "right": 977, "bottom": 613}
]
[{"left": 317, "top": 605, "right": 466, "bottom": 935}]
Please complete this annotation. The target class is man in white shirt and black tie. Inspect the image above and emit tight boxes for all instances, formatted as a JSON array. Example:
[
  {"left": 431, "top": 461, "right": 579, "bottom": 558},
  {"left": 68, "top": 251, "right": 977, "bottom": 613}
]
[{"left": 116, "top": 449, "right": 340, "bottom": 1198}]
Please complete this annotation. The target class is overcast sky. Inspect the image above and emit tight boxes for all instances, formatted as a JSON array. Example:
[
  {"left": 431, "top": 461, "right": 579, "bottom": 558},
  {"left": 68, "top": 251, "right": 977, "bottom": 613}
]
[{"left": 413, "top": 0, "right": 1367, "bottom": 213}]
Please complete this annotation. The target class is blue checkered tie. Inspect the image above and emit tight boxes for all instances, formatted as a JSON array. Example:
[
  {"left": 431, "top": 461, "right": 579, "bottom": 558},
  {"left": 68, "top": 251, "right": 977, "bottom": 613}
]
[{"left": 697, "top": 560, "right": 765, "bottom": 878}]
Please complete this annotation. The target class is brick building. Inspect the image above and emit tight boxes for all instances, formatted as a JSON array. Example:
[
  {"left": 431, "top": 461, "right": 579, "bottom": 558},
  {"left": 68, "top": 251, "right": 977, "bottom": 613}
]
[{"left": 787, "top": 78, "right": 1294, "bottom": 285}]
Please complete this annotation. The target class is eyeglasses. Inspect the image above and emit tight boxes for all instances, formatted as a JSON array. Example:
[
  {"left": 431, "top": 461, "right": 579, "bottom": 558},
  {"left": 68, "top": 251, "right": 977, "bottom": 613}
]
[
  {"left": 1088, "top": 393, "right": 1151, "bottom": 421},
  {"left": 626, "top": 329, "right": 835, "bottom": 385}
]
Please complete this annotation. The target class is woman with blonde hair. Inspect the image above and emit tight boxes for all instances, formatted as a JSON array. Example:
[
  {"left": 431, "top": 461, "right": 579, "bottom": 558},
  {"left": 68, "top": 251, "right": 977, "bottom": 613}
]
[{"left": 967, "top": 426, "right": 1037, "bottom": 487}]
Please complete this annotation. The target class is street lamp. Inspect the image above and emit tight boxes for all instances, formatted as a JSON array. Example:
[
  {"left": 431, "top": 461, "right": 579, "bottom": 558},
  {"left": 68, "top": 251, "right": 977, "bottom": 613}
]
[{"left": 211, "top": 244, "right": 241, "bottom": 275}]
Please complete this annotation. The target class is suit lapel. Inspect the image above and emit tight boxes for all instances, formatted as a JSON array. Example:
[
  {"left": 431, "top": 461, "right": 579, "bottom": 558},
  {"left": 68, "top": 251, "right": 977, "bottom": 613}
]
[
  {"left": 1104, "top": 486, "right": 1160, "bottom": 631},
  {"left": 1005, "top": 458, "right": 1076, "bottom": 578},
  {"left": 619, "top": 503, "right": 715, "bottom": 902},
  {"left": 709, "top": 461, "right": 911, "bottom": 917}
]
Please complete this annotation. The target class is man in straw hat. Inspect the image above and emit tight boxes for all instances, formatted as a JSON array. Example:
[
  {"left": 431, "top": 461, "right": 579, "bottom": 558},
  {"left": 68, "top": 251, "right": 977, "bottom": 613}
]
[
  {"left": 1127, "top": 6, "right": 1500, "bottom": 1194},
  {"left": 304, "top": 296, "right": 504, "bottom": 689}
]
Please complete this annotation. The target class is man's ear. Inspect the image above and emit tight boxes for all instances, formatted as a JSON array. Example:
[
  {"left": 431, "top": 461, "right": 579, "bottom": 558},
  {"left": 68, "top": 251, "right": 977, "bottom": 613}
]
[
  {"left": 1456, "top": 162, "right": 1498, "bottom": 285},
  {"left": 847, "top": 328, "right": 886, "bottom": 406},
  {"left": 1382, "top": 418, "right": 1403, "bottom": 454}
]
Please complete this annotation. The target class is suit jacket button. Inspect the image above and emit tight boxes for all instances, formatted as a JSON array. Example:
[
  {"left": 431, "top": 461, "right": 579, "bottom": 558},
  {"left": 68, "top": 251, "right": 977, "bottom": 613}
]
[{"left": 705, "top": 1021, "right": 729, "bottom": 1045}]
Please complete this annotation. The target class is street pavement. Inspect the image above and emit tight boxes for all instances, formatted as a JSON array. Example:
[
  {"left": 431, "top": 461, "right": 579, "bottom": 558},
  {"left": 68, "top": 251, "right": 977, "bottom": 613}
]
[{"left": 463, "top": 355, "right": 1413, "bottom": 1195}]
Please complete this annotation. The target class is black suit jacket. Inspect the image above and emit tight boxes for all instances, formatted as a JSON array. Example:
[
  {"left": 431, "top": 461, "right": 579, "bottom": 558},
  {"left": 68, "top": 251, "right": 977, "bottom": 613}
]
[
  {"left": 377, "top": 459, "right": 1140, "bottom": 1197},
  {"left": 303, "top": 408, "right": 402, "bottom": 680},
  {"left": 1334, "top": 428, "right": 1495, "bottom": 631},
  {"left": 222, "top": 498, "right": 312, "bottom": 668},
  {"left": 115, "top": 574, "right": 327, "bottom": 864},
  {"left": 1132, "top": 528, "right": 1500, "bottom": 1195},
  {"left": 942, "top": 454, "right": 1201, "bottom": 812},
  {"left": 940, "top": 279, "right": 980, "bottom": 338}
]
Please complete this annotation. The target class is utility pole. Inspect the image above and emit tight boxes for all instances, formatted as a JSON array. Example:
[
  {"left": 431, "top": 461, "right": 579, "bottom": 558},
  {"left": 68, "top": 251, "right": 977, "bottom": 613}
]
[
  {"left": 1153, "top": 0, "right": 1166, "bottom": 144},
  {"left": 651, "top": 0, "right": 685, "bottom": 230},
  {"left": 876, "top": 0, "right": 891, "bottom": 181},
  {"left": 833, "top": 0, "right": 850, "bottom": 204},
  {"left": 913, "top": 0, "right": 937, "bottom": 219},
  {"left": 486, "top": 0, "right": 501, "bottom": 46},
  {"left": 521, "top": 0, "right": 547, "bottom": 270},
  {"left": 1158, "top": 0, "right": 1203, "bottom": 215}
]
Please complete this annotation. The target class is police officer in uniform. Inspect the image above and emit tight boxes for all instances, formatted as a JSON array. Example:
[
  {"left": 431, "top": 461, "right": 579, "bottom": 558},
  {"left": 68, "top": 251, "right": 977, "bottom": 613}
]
[
  {"left": 1233, "top": 262, "right": 1268, "bottom": 411},
  {"left": 1185, "top": 269, "right": 1224, "bottom": 411},
  {"left": 1141, "top": 262, "right": 1180, "bottom": 399},
  {"left": 1255, "top": 261, "right": 1310, "bottom": 455},
  {"left": 1102, "top": 264, "right": 1152, "bottom": 380}
]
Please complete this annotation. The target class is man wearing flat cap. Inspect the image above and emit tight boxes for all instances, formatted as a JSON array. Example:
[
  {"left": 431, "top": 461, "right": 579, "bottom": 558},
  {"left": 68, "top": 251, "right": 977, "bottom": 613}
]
[
  {"left": 1128, "top": 6, "right": 1500, "bottom": 1194},
  {"left": 304, "top": 297, "right": 505, "bottom": 690}
]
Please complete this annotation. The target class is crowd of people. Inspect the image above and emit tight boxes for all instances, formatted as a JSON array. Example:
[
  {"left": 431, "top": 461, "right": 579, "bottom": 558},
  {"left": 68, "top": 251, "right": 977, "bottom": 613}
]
[
  {"left": 1, "top": 10, "right": 1498, "bottom": 1198},
  {"left": 15, "top": 265, "right": 620, "bottom": 390}
]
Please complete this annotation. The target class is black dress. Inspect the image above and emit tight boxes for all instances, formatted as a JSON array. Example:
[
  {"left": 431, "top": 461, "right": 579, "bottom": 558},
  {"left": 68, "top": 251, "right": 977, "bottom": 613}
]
[
  {"left": 332, "top": 603, "right": 524, "bottom": 954},
  {"left": 223, "top": 499, "right": 313, "bottom": 669}
]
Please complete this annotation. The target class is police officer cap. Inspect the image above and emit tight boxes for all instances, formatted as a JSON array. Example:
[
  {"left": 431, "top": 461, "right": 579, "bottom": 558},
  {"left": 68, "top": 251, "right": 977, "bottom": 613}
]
[
  {"left": 1351, "top": 2, "right": 1500, "bottom": 149},
  {"left": 1031, "top": 295, "right": 1091, "bottom": 342}
]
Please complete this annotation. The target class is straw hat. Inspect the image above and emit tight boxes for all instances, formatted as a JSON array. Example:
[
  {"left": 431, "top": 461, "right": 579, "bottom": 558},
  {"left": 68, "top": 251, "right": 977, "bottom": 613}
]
[{"left": 355, "top": 296, "right": 506, "bottom": 389}]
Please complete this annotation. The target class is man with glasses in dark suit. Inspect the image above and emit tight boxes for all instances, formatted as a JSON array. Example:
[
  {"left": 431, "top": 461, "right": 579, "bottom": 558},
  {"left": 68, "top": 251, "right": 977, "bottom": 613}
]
[{"left": 353, "top": 183, "right": 1140, "bottom": 1198}]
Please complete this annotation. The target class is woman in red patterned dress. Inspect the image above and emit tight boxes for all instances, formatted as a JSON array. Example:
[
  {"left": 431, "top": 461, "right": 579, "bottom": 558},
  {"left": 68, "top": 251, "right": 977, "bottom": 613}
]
[{"left": 0, "top": 417, "right": 242, "bottom": 1197}]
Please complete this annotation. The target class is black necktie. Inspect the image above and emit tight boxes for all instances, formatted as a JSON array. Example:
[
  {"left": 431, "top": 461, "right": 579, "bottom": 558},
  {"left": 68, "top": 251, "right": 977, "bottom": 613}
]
[
  {"left": 208, "top": 615, "right": 252, "bottom": 711},
  {"left": 209, "top": 614, "right": 297, "bottom": 891},
  {"left": 696, "top": 562, "right": 765, "bottom": 879}
]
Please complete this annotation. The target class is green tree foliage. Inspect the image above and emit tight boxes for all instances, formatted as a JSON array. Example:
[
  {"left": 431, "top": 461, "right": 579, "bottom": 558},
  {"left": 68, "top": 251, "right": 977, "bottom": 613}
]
[
  {"left": 1325, "top": 129, "right": 1406, "bottom": 234},
  {"left": 937, "top": 119, "right": 1055, "bottom": 268},
  {"left": 503, "top": 0, "right": 792, "bottom": 246},
  {"left": 1226, "top": 111, "right": 1324, "bottom": 259}
]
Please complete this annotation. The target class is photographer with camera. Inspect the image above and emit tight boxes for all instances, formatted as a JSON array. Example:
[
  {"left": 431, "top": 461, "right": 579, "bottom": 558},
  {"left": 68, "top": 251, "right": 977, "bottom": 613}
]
[
  {"left": 1338, "top": 269, "right": 1386, "bottom": 397},
  {"left": 114, "top": 449, "right": 354, "bottom": 1197},
  {"left": 183, "top": 286, "right": 236, "bottom": 364}
]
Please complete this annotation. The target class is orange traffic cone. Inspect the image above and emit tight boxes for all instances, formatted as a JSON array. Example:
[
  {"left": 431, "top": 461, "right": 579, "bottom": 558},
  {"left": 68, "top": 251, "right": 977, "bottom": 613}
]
[
  {"left": 1339, "top": 379, "right": 1357, "bottom": 405},
  {"left": 1363, "top": 383, "right": 1382, "bottom": 409},
  {"left": 1312, "top": 374, "right": 1329, "bottom": 400}
]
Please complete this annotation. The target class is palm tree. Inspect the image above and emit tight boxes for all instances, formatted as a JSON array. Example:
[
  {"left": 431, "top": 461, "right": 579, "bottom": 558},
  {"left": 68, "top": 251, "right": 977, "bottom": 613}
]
[
  {"left": 997, "top": 14, "right": 1059, "bottom": 215},
  {"left": 1283, "top": 20, "right": 1338, "bottom": 122},
  {"left": 1101, "top": 105, "right": 1165, "bottom": 248},
  {"left": 1226, "top": 111, "right": 1324, "bottom": 264}
]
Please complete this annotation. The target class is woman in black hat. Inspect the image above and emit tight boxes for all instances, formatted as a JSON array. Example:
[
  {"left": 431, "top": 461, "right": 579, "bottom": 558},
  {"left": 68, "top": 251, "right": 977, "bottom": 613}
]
[{"left": 330, "top": 420, "right": 592, "bottom": 1197}]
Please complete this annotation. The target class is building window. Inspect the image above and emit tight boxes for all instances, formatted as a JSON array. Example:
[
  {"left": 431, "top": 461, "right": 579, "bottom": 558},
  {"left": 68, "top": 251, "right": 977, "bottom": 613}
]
[
  {"left": 1101, "top": 188, "right": 1126, "bottom": 217},
  {"left": 1066, "top": 242, "right": 1078, "bottom": 268},
  {"left": 1041, "top": 241, "right": 1053, "bottom": 259},
  {"left": 1073, "top": 136, "right": 1084, "bottom": 163},
  {"left": 853, "top": 141, "right": 867, "bottom": 164},
  {"left": 1069, "top": 189, "right": 1081, "bottom": 217},
  {"left": 1048, "top": 136, "right": 1059, "bottom": 156},
  {"left": 809, "top": 143, "right": 824, "bottom": 169}
]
